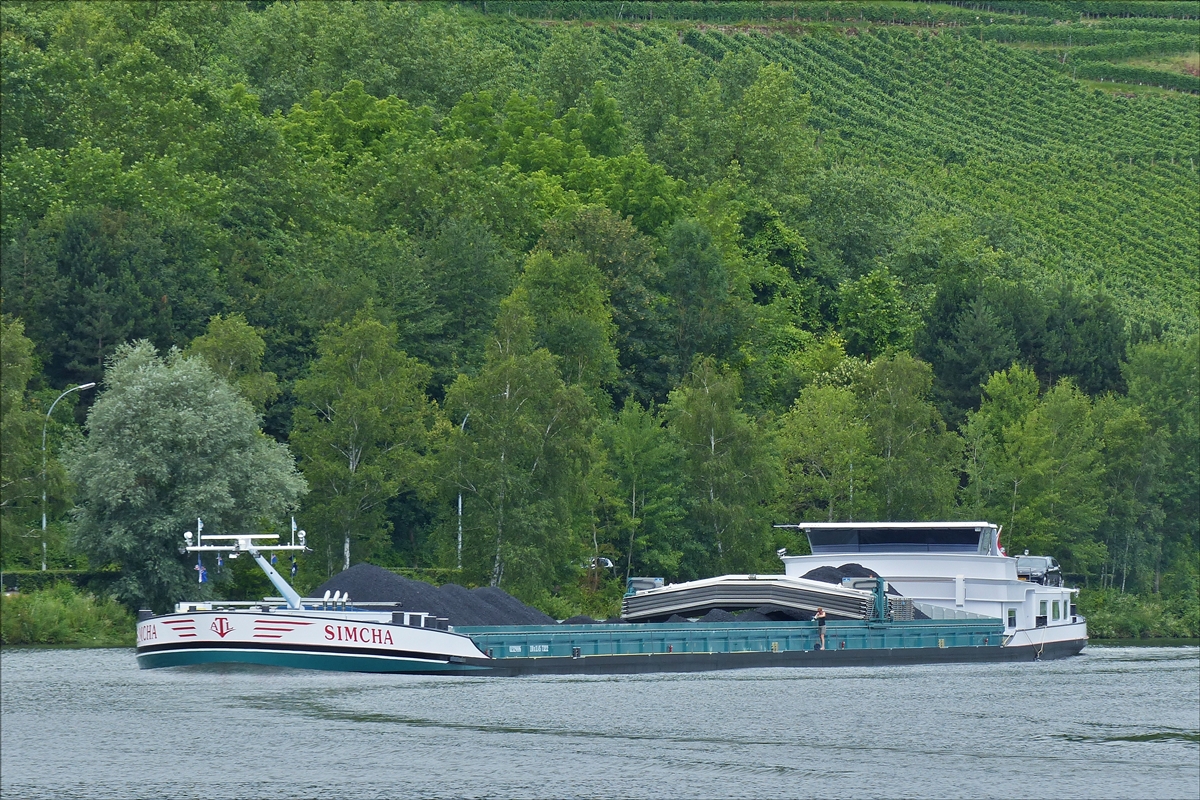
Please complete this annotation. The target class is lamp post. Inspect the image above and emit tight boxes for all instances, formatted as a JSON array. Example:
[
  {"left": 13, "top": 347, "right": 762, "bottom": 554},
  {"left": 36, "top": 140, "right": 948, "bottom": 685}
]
[{"left": 41, "top": 382, "right": 96, "bottom": 571}]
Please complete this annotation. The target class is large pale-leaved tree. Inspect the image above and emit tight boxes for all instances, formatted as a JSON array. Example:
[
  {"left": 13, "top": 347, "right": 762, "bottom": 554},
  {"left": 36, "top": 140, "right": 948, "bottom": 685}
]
[{"left": 67, "top": 341, "right": 307, "bottom": 611}]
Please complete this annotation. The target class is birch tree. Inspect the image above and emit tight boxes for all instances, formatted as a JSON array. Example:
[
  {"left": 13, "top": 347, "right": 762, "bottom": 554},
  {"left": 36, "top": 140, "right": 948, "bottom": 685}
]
[
  {"left": 597, "top": 400, "right": 685, "bottom": 580},
  {"left": 777, "top": 384, "right": 877, "bottom": 523},
  {"left": 442, "top": 306, "right": 594, "bottom": 597},
  {"left": 665, "top": 358, "right": 775, "bottom": 577},
  {"left": 290, "top": 314, "right": 436, "bottom": 576}
]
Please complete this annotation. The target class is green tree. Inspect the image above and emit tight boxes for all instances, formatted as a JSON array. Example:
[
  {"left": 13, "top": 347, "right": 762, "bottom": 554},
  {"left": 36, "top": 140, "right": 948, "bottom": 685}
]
[
  {"left": 837, "top": 266, "right": 920, "bottom": 361},
  {"left": 853, "top": 354, "right": 959, "bottom": 520},
  {"left": 596, "top": 400, "right": 686, "bottom": 581},
  {"left": 958, "top": 366, "right": 1033, "bottom": 526},
  {"left": 778, "top": 384, "right": 878, "bottom": 523},
  {"left": 964, "top": 366, "right": 1106, "bottom": 574},
  {"left": 422, "top": 216, "right": 518, "bottom": 383},
  {"left": 596, "top": 147, "right": 685, "bottom": 234},
  {"left": 509, "top": 250, "right": 619, "bottom": 399},
  {"left": 0, "top": 316, "right": 45, "bottom": 567},
  {"left": 664, "top": 358, "right": 776, "bottom": 577},
  {"left": 662, "top": 219, "right": 745, "bottom": 385},
  {"left": 1094, "top": 395, "right": 1165, "bottom": 593},
  {"left": 442, "top": 306, "right": 595, "bottom": 598},
  {"left": 800, "top": 167, "right": 901, "bottom": 281},
  {"left": 185, "top": 313, "right": 279, "bottom": 413},
  {"left": 721, "top": 62, "right": 813, "bottom": 202},
  {"left": 1121, "top": 335, "right": 1199, "bottom": 595},
  {"left": 999, "top": 379, "right": 1106, "bottom": 573},
  {"left": 534, "top": 27, "right": 606, "bottom": 115},
  {"left": 618, "top": 42, "right": 703, "bottom": 165},
  {"left": 0, "top": 208, "right": 223, "bottom": 389},
  {"left": 537, "top": 205, "right": 670, "bottom": 406},
  {"left": 290, "top": 314, "right": 437, "bottom": 577},
  {"left": 219, "top": 2, "right": 514, "bottom": 114},
  {"left": 575, "top": 82, "right": 628, "bottom": 159},
  {"left": 929, "top": 296, "right": 1019, "bottom": 427},
  {"left": 66, "top": 341, "right": 306, "bottom": 612}
]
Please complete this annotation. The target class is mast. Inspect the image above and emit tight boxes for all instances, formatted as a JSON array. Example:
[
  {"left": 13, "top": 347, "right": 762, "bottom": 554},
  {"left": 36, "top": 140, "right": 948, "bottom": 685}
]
[{"left": 184, "top": 524, "right": 309, "bottom": 609}]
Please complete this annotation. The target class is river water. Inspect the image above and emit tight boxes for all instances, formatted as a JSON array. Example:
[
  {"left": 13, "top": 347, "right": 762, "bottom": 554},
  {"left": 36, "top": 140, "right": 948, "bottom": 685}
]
[{"left": 2, "top": 645, "right": 1197, "bottom": 799}]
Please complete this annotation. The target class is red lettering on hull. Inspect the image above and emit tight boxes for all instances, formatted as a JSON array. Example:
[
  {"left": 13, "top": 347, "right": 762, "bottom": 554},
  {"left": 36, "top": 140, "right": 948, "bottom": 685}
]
[{"left": 322, "top": 624, "right": 395, "bottom": 646}]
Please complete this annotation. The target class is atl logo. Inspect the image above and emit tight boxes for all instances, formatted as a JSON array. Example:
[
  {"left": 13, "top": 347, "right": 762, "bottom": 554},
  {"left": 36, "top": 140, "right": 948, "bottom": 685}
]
[{"left": 210, "top": 617, "right": 234, "bottom": 638}]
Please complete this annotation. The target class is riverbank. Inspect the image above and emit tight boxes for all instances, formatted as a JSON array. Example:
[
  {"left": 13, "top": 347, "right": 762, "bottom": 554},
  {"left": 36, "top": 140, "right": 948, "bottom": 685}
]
[
  {"left": 1077, "top": 588, "right": 1199, "bottom": 639},
  {"left": 0, "top": 584, "right": 133, "bottom": 647},
  {"left": 1091, "top": 638, "right": 1200, "bottom": 647}
]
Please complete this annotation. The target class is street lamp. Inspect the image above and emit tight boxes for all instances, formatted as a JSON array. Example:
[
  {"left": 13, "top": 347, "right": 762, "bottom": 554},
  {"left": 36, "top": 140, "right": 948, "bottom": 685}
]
[{"left": 41, "top": 382, "right": 96, "bottom": 571}]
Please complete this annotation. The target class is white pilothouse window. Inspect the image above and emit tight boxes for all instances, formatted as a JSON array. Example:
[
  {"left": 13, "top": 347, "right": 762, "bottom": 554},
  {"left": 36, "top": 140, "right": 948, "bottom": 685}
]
[
  {"left": 1007, "top": 608, "right": 1016, "bottom": 628},
  {"left": 1052, "top": 601, "right": 1060, "bottom": 621}
]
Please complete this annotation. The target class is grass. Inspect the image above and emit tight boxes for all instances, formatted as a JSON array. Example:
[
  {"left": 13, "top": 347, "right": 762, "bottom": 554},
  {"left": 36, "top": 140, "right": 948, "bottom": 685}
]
[
  {"left": 1121, "top": 51, "right": 1200, "bottom": 76},
  {"left": 0, "top": 582, "right": 135, "bottom": 647},
  {"left": 1076, "top": 78, "right": 1180, "bottom": 97}
]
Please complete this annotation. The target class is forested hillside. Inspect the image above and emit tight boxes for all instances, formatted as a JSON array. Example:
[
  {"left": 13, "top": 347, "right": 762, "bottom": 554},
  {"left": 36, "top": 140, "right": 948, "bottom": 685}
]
[{"left": 1, "top": 1, "right": 1196, "bottom": 630}]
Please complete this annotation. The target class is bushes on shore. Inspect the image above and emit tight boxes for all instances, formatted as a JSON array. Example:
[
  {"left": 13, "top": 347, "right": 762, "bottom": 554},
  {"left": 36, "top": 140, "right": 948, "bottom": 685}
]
[
  {"left": 1078, "top": 588, "right": 1200, "bottom": 640},
  {"left": 0, "top": 583, "right": 134, "bottom": 646}
]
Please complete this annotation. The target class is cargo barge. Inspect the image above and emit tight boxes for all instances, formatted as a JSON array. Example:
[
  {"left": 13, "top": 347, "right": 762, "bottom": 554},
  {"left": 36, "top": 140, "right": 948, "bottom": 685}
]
[{"left": 136, "top": 521, "right": 1086, "bottom": 673}]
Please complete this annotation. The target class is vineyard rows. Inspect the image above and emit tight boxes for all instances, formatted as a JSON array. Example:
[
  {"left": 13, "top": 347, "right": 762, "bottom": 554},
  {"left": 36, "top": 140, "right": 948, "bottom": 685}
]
[
  {"left": 938, "top": 1, "right": 1196, "bottom": 19},
  {"left": 463, "top": 1, "right": 1199, "bottom": 23},
  {"left": 978, "top": 24, "right": 1195, "bottom": 46},
  {"left": 471, "top": 16, "right": 1198, "bottom": 328}
]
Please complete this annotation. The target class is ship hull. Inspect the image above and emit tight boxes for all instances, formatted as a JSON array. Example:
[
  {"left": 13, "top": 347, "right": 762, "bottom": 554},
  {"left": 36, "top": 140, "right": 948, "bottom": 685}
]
[
  {"left": 136, "top": 636, "right": 1086, "bottom": 674},
  {"left": 137, "top": 611, "right": 1085, "bottom": 674},
  {"left": 137, "top": 642, "right": 487, "bottom": 673},
  {"left": 461, "top": 637, "right": 1088, "bottom": 676},
  {"left": 135, "top": 609, "right": 490, "bottom": 673}
]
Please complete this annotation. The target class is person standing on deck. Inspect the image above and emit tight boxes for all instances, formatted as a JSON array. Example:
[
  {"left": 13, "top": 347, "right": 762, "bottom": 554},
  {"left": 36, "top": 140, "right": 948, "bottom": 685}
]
[{"left": 815, "top": 607, "right": 827, "bottom": 650}]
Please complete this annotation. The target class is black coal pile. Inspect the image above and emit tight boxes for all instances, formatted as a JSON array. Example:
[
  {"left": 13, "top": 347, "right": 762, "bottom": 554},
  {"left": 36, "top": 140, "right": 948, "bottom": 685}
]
[
  {"left": 800, "top": 565, "right": 847, "bottom": 585},
  {"left": 801, "top": 563, "right": 881, "bottom": 585},
  {"left": 799, "top": 563, "right": 929, "bottom": 619},
  {"left": 697, "top": 608, "right": 737, "bottom": 623},
  {"left": 313, "top": 564, "right": 555, "bottom": 626},
  {"left": 732, "top": 609, "right": 772, "bottom": 622},
  {"left": 754, "top": 603, "right": 812, "bottom": 622}
]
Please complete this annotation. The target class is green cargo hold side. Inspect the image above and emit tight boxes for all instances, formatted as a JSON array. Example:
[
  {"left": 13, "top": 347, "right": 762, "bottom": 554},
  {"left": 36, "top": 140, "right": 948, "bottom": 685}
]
[{"left": 457, "top": 618, "right": 1006, "bottom": 661}]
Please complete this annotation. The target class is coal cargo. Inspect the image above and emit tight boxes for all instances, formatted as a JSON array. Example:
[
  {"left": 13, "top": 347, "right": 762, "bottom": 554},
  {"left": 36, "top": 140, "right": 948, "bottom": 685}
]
[
  {"left": 312, "top": 564, "right": 555, "bottom": 627},
  {"left": 800, "top": 565, "right": 846, "bottom": 585}
]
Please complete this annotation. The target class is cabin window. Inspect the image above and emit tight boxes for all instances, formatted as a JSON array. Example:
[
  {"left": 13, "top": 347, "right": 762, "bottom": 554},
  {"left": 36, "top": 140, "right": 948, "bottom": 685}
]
[
  {"left": 1039, "top": 600, "right": 1047, "bottom": 617},
  {"left": 1007, "top": 608, "right": 1016, "bottom": 628},
  {"left": 1052, "top": 601, "right": 1060, "bottom": 621}
]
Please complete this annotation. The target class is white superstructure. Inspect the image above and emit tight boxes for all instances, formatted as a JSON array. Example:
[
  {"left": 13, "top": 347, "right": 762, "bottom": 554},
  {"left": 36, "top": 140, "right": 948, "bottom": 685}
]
[{"left": 776, "top": 522, "right": 1087, "bottom": 651}]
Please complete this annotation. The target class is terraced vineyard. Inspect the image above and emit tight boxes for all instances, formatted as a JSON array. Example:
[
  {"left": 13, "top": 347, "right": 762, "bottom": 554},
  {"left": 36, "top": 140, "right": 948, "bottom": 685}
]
[{"left": 468, "top": 15, "right": 1199, "bottom": 330}]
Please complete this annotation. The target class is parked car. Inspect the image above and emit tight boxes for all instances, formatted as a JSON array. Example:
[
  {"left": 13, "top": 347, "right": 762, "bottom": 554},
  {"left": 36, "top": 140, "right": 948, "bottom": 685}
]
[{"left": 1016, "top": 554, "right": 1062, "bottom": 586}]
